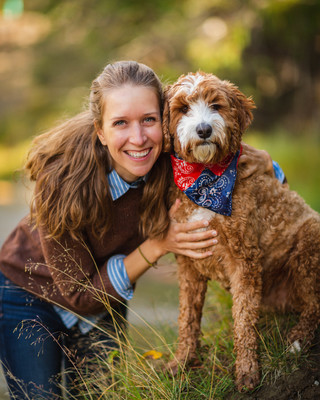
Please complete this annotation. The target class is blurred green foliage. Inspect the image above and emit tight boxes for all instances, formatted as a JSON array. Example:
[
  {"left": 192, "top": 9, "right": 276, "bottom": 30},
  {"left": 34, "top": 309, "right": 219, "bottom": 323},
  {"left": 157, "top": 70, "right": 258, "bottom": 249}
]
[
  {"left": 1, "top": 0, "right": 319, "bottom": 142},
  {"left": 246, "top": 131, "right": 320, "bottom": 212},
  {"left": 0, "top": 0, "right": 319, "bottom": 208}
]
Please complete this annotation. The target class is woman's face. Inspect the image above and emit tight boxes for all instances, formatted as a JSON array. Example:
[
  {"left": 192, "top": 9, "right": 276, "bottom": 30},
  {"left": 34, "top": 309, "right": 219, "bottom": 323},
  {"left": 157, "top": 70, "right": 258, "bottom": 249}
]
[{"left": 96, "top": 85, "right": 162, "bottom": 182}]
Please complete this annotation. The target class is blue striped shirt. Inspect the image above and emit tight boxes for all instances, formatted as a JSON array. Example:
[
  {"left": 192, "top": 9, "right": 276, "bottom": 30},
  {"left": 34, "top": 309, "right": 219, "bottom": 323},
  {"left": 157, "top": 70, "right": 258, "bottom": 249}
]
[
  {"left": 272, "top": 160, "right": 286, "bottom": 184},
  {"left": 54, "top": 169, "right": 145, "bottom": 333}
]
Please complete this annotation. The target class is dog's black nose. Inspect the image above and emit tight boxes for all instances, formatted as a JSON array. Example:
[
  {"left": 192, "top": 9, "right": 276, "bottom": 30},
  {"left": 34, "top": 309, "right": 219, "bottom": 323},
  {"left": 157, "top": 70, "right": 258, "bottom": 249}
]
[{"left": 196, "top": 123, "right": 212, "bottom": 139}]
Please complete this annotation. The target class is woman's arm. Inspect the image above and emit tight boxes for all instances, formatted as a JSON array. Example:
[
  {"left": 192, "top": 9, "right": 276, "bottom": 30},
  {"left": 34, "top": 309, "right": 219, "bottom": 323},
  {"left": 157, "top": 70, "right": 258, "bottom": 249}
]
[
  {"left": 124, "top": 199, "right": 218, "bottom": 284},
  {"left": 38, "top": 225, "right": 125, "bottom": 314},
  {"left": 38, "top": 198, "right": 217, "bottom": 308}
]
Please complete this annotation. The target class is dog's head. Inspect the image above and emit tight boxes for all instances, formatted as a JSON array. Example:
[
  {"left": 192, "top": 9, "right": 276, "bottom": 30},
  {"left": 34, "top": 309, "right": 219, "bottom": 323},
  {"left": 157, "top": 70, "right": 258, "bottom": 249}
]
[{"left": 163, "top": 72, "right": 255, "bottom": 164}]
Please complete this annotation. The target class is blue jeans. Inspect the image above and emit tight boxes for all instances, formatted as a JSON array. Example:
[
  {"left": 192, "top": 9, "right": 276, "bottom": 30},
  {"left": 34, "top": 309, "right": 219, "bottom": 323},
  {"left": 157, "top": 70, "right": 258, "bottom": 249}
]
[{"left": 0, "top": 271, "right": 126, "bottom": 399}]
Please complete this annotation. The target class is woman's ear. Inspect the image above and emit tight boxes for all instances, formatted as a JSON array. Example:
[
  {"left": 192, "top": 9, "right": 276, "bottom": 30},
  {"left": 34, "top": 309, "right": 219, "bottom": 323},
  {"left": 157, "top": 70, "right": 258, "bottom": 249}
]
[
  {"left": 94, "top": 121, "right": 107, "bottom": 146},
  {"left": 162, "top": 85, "right": 173, "bottom": 153}
]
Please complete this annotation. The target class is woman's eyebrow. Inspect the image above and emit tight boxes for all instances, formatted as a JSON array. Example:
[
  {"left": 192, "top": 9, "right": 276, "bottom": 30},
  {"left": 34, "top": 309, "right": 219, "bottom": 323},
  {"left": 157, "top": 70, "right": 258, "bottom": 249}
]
[
  {"left": 111, "top": 111, "right": 159, "bottom": 120},
  {"left": 111, "top": 115, "right": 127, "bottom": 120},
  {"left": 144, "top": 111, "right": 159, "bottom": 115}
]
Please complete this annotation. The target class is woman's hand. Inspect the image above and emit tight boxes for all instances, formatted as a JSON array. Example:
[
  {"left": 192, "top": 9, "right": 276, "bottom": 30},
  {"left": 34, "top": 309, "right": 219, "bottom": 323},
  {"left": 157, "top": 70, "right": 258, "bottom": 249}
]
[
  {"left": 125, "top": 200, "right": 217, "bottom": 283},
  {"left": 151, "top": 199, "right": 218, "bottom": 260},
  {"left": 239, "top": 143, "right": 274, "bottom": 179}
]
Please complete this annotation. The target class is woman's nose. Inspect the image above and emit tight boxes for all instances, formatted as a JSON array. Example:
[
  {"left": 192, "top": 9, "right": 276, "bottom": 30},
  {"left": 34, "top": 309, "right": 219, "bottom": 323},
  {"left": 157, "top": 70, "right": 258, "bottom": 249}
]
[{"left": 129, "top": 123, "right": 146, "bottom": 145}]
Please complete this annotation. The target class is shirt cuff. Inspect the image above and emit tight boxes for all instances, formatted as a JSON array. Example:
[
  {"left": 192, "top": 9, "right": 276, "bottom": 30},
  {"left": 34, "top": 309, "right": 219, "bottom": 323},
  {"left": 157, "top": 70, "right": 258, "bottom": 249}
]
[
  {"left": 107, "top": 255, "right": 134, "bottom": 301},
  {"left": 272, "top": 160, "right": 286, "bottom": 184}
]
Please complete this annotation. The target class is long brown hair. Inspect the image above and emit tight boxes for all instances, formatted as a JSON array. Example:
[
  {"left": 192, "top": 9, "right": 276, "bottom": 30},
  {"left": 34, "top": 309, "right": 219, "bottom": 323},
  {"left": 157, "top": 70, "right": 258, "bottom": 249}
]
[{"left": 25, "top": 61, "right": 171, "bottom": 240}]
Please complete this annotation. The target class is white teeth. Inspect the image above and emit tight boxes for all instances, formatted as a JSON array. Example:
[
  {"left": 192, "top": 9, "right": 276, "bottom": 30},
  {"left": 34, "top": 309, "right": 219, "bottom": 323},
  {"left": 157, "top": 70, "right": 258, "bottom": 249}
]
[{"left": 126, "top": 149, "right": 150, "bottom": 158}]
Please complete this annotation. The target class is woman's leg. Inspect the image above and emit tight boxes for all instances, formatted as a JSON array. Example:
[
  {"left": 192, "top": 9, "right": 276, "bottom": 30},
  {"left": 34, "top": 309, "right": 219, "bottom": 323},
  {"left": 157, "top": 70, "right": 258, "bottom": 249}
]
[
  {"left": 64, "top": 304, "right": 127, "bottom": 398},
  {"left": 0, "top": 271, "right": 67, "bottom": 399}
]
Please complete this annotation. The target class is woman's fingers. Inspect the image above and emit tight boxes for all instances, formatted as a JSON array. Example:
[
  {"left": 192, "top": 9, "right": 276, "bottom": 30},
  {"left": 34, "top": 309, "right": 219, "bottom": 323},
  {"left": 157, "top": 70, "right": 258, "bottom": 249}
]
[
  {"left": 177, "top": 237, "right": 217, "bottom": 250},
  {"left": 165, "top": 202, "right": 219, "bottom": 259},
  {"left": 174, "top": 218, "right": 212, "bottom": 233},
  {"left": 175, "top": 228, "right": 217, "bottom": 243},
  {"left": 180, "top": 249, "right": 213, "bottom": 259}
]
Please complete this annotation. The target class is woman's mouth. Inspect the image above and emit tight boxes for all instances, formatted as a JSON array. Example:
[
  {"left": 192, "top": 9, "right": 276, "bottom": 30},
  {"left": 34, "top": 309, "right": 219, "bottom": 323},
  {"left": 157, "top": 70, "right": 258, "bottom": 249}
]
[{"left": 125, "top": 148, "right": 152, "bottom": 159}]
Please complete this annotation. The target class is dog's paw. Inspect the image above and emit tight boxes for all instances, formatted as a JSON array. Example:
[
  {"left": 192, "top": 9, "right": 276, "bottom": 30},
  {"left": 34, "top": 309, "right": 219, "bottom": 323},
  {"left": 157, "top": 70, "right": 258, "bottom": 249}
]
[
  {"left": 235, "top": 357, "right": 260, "bottom": 392},
  {"left": 236, "top": 370, "right": 260, "bottom": 392}
]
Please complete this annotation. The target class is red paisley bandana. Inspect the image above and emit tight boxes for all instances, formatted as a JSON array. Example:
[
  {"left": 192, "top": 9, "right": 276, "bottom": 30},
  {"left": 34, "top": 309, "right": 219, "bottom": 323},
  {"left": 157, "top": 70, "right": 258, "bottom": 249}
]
[{"left": 170, "top": 146, "right": 242, "bottom": 191}]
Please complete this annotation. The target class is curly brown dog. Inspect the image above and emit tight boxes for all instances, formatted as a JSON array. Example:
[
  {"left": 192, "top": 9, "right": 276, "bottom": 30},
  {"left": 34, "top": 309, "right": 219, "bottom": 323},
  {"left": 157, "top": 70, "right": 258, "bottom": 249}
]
[{"left": 162, "top": 71, "right": 320, "bottom": 391}]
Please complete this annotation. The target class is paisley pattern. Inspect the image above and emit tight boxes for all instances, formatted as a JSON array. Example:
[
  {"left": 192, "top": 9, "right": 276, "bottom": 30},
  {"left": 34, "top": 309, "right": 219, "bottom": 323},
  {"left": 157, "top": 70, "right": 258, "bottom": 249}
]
[{"left": 171, "top": 148, "right": 242, "bottom": 216}]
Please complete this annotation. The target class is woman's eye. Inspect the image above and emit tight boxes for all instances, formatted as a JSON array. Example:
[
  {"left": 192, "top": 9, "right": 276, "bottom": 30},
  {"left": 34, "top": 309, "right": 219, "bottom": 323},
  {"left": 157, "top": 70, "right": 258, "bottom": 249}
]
[
  {"left": 180, "top": 105, "right": 189, "bottom": 114},
  {"left": 114, "top": 120, "right": 126, "bottom": 126},
  {"left": 144, "top": 116, "right": 156, "bottom": 123},
  {"left": 210, "top": 103, "right": 221, "bottom": 111}
]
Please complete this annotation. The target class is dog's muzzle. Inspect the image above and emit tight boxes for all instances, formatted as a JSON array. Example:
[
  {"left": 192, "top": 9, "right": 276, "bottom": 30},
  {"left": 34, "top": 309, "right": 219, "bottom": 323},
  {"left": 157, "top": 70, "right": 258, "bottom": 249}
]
[{"left": 196, "top": 123, "right": 212, "bottom": 139}]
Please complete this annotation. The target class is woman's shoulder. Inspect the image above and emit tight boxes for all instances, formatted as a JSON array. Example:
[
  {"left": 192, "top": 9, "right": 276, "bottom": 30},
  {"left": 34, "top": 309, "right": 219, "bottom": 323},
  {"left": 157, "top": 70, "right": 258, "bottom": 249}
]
[{"left": 0, "top": 215, "right": 43, "bottom": 267}]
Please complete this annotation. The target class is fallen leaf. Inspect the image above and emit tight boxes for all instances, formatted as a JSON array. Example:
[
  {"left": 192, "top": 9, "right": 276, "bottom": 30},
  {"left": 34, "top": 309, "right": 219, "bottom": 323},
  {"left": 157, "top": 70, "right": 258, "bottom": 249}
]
[{"left": 142, "top": 350, "right": 163, "bottom": 360}]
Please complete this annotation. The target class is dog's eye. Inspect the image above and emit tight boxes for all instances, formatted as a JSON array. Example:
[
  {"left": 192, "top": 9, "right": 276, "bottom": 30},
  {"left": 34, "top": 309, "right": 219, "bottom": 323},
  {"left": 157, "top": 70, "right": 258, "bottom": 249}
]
[
  {"left": 210, "top": 103, "right": 221, "bottom": 111},
  {"left": 180, "top": 105, "right": 189, "bottom": 114}
]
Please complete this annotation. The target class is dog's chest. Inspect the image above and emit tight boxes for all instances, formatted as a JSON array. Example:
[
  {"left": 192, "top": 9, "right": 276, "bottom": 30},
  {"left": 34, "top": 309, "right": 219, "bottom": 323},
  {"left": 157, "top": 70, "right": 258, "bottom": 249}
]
[
  {"left": 171, "top": 186, "right": 233, "bottom": 286},
  {"left": 172, "top": 185, "right": 217, "bottom": 225}
]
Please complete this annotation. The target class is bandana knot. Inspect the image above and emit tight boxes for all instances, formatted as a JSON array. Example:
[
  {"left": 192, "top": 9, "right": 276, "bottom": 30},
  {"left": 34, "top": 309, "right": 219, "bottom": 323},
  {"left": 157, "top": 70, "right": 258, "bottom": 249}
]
[{"left": 170, "top": 146, "right": 242, "bottom": 216}]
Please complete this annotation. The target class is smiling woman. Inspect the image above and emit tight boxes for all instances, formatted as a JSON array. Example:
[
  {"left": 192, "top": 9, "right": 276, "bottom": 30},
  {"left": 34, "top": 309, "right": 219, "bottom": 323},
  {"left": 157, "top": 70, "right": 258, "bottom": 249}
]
[
  {"left": 0, "top": 60, "right": 218, "bottom": 399},
  {"left": 95, "top": 85, "right": 163, "bottom": 183}
]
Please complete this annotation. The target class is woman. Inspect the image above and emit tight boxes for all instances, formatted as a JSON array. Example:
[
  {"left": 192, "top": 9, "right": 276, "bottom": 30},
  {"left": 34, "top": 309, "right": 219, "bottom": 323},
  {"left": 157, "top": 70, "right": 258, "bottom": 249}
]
[{"left": 0, "top": 61, "right": 280, "bottom": 399}]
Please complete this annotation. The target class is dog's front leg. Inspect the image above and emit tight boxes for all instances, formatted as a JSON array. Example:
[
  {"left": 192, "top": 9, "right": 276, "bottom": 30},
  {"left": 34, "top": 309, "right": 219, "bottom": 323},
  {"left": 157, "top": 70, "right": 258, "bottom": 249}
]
[
  {"left": 230, "top": 266, "right": 262, "bottom": 391},
  {"left": 167, "top": 256, "right": 208, "bottom": 374}
]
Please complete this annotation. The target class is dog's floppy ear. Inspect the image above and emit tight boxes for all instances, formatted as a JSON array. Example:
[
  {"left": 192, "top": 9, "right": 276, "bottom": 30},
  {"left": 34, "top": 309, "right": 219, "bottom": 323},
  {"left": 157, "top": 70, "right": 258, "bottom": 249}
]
[
  {"left": 162, "top": 85, "right": 173, "bottom": 153},
  {"left": 227, "top": 83, "right": 256, "bottom": 132}
]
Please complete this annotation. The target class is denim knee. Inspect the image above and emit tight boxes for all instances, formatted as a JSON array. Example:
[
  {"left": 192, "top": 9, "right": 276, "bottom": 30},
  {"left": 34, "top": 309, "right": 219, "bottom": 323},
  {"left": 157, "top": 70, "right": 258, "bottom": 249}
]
[{"left": 0, "top": 271, "right": 67, "bottom": 399}]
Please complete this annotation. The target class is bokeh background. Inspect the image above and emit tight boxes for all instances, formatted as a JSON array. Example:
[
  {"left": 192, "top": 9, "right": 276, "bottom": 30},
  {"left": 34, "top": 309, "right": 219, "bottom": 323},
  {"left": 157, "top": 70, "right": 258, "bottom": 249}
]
[
  {"left": 0, "top": 1, "right": 319, "bottom": 396},
  {"left": 0, "top": 0, "right": 319, "bottom": 209}
]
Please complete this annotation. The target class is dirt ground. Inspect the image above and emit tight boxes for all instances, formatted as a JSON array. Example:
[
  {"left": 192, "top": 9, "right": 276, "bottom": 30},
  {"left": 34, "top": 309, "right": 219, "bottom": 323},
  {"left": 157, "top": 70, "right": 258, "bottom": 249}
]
[{"left": 227, "top": 330, "right": 320, "bottom": 400}]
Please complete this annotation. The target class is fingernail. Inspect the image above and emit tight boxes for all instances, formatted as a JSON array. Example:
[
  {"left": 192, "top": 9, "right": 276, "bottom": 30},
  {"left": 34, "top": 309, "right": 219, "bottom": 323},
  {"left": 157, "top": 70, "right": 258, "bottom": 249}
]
[
  {"left": 212, "top": 239, "right": 218, "bottom": 244},
  {"left": 203, "top": 220, "right": 209, "bottom": 226},
  {"left": 212, "top": 230, "right": 217, "bottom": 236}
]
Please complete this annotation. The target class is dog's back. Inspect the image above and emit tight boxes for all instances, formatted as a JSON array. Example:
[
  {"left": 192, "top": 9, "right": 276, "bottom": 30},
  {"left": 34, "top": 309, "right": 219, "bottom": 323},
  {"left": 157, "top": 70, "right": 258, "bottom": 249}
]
[
  {"left": 234, "top": 170, "right": 319, "bottom": 262},
  {"left": 233, "top": 171, "right": 320, "bottom": 311}
]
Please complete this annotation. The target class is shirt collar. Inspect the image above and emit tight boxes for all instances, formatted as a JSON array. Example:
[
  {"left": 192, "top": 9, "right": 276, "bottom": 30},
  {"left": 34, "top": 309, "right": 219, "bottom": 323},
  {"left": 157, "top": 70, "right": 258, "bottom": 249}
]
[{"left": 107, "top": 169, "right": 147, "bottom": 201}]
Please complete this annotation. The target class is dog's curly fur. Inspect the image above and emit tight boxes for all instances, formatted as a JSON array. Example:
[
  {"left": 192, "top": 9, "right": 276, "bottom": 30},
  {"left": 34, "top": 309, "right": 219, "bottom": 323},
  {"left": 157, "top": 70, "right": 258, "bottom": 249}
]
[{"left": 162, "top": 71, "right": 320, "bottom": 391}]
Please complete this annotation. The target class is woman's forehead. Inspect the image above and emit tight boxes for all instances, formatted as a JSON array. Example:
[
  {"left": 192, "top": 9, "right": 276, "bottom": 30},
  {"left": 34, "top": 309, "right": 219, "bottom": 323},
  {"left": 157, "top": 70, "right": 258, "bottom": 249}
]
[{"left": 102, "top": 85, "right": 160, "bottom": 116}]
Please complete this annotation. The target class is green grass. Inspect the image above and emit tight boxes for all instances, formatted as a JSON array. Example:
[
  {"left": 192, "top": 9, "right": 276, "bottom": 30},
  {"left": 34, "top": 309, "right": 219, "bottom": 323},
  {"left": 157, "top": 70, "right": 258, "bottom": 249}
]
[{"left": 66, "top": 281, "right": 306, "bottom": 400}]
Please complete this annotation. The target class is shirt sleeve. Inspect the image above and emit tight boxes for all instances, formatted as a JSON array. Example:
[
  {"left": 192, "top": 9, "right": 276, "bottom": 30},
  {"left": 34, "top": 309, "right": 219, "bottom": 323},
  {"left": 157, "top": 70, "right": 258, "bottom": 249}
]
[
  {"left": 272, "top": 161, "right": 286, "bottom": 184},
  {"left": 107, "top": 255, "right": 134, "bottom": 300},
  {"left": 37, "top": 225, "right": 126, "bottom": 315}
]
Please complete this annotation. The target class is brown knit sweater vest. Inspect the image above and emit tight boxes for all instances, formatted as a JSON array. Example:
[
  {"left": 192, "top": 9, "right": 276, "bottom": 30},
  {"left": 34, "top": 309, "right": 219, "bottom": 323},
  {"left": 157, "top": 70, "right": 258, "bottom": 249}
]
[{"left": 0, "top": 186, "right": 145, "bottom": 315}]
